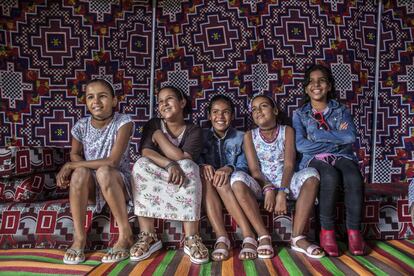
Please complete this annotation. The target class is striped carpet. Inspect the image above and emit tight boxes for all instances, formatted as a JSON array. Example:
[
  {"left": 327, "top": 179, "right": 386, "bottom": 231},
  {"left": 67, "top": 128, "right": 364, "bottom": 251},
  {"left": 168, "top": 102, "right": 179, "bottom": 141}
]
[{"left": 0, "top": 240, "right": 413, "bottom": 275}]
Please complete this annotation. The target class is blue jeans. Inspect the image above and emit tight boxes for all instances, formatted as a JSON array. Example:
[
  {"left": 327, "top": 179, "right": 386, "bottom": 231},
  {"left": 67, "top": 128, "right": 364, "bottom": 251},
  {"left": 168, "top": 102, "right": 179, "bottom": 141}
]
[{"left": 309, "top": 158, "right": 363, "bottom": 230}]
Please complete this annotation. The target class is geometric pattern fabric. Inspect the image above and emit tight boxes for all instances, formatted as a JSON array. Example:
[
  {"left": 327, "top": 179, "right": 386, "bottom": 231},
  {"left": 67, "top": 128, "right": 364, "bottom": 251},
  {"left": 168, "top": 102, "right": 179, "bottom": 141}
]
[{"left": 1, "top": 2, "right": 413, "bottom": 186}]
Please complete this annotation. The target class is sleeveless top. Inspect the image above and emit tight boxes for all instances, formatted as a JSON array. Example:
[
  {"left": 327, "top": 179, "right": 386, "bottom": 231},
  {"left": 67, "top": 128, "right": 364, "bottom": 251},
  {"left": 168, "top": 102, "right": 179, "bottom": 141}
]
[{"left": 252, "top": 125, "right": 286, "bottom": 187}]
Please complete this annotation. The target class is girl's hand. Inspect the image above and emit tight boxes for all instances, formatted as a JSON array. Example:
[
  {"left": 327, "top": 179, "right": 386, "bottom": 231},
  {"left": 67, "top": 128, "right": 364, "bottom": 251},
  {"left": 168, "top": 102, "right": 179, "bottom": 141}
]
[
  {"left": 213, "top": 166, "right": 233, "bottom": 187},
  {"left": 274, "top": 192, "right": 287, "bottom": 215},
  {"left": 339, "top": 122, "right": 348, "bottom": 130},
  {"left": 264, "top": 190, "right": 276, "bottom": 212},
  {"left": 167, "top": 163, "right": 187, "bottom": 187},
  {"left": 56, "top": 163, "right": 73, "bottom": 189},
  {"left": 201, "top": 164, "right": 215, "bottom": 182}
]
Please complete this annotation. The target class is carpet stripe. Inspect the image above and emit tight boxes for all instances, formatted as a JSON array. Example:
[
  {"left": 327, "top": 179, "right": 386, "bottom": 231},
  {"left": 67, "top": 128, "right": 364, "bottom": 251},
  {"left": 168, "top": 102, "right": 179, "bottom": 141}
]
[
  {"left": 0, "top": 271, "right": 62, "bottom": 276},
  {"left": 388, "top": 240, "right": 414, "bottom": 259},
  {"left": 218, "top": 248, "right": 232, "bottom": 276},
  {"left": 152, "top": 250, "right": 176, "bottom": 276},
  {"left": 0, "top": 254, "right": 100, "bottom": 266},
  {"left": 0, "top": 262, "right": 92, "bottom": 275},
  {"left": 364, "top": 255, "right": 405, "bottom": 276},
  {"left": 253, "top": 259, "right": 271, "bottom": 276},
  {"left": 87, "top": 262, "right": 116, "bottom": 275},
  {"left": 128, "top": 250, "right": 162, "bottom": 275},
  {"left": 242, "top": 260, "right": 258, "bottom": 276},
  {"left": 233, "top": 249, "right": 246, "bottom": 276},
  {"left": 172, "top": 250, "right": 192, "bottom": 276},
  {"left": 187, "top": 260, "right": 201, "bottom": 276},
  {"left": 272, "top": 255, "right": 290, "bottom": 276},
  {"left": 294, "top": 253, "right": 324, "bottom": 276},
  {"left": 0, "top": 260, "right": 91, "bottom": 272},
  {"left": 142, "top": 249, "right": 168, "bottom": 276},
  {"left": 352, "top": 255, "right": 387, "bottom": 276},
  {"left": 278, "top": 248, "right": 303, "bottom": 275},
  {"left": 337, "top": 254, "right": 374, "bottom": 275},
  {"left": 199, "top": 261, "right": 212, "bottom": 276},
  {"left": 263, "top": 258, "right": 278, "bottom": 276},
  {"left": 369, "top": 248, "right": 410, "bottom": 275},
  {"left": 374, "top": 241, "right": 414, "bottom": 269},
  {"left": 286, "top": 248, "right": 312, "bottom": 275},
  {"left": 320, "top": 257, "right": 348, "bottom": 276},
  {"left": 107, "top": 259, "right": 130, "bottom": 276},
  {"left": 369, "top": 241, "right": 414, "bottom": 273}
]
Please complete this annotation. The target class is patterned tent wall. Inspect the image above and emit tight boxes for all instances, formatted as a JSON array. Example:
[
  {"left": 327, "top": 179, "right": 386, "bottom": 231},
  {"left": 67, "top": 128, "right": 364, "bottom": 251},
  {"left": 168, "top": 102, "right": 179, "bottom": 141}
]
[{"left": 0, "top": 1, "right": 413, "bottom": 186}]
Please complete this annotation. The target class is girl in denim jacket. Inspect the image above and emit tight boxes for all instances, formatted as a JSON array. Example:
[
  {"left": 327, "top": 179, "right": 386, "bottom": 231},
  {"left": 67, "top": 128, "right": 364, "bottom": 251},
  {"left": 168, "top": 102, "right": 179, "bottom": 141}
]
[
  {"left": 292, "top": 64, "right": 366, "bottom": 256},
  {"left": 199, "top": 95, "right": 273, "bottom": 261}
]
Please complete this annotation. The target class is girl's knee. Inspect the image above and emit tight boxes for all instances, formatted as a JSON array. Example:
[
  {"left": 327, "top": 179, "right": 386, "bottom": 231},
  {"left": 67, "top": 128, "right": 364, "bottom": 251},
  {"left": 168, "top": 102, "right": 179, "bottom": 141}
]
[
  {"left": 303, "top": 176, "right": 320, "bottom": 189},
  {"left": 71, "top": 167, "right": 91, "bottom": 181},
  {"left": 231, "top": 181, "right": 249, "bottom": 196},
  {"left": 96, "top": 165, "right": 112, "bottom": 181}
]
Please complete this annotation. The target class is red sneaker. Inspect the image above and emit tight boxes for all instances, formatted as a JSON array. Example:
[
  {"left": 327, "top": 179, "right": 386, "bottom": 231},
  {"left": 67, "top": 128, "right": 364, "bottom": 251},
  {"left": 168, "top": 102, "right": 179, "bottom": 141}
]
[
  {"left": 319, "top": 228, "right": 339, "bottom": 257},
  {"left": 347, "top": 229, "right": 366, "bottom": 256}
]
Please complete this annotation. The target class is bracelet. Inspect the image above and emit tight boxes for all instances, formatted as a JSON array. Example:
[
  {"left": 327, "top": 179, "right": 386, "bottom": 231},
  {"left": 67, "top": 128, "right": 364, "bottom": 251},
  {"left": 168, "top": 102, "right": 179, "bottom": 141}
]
[
  {"left": 262, "top": 186, "right": 276, "bottom": 195},
  {"left": 262, "top": 183, "right": 273, "bottom": 192},
  {"left": 164, "top": 161, "right": 178, "bottom": 170}
]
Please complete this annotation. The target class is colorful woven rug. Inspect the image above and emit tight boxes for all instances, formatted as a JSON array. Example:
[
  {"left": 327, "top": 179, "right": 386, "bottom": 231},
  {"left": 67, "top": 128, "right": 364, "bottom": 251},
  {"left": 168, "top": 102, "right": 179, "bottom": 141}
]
[{"left": 0, "top": 240, "right": 413, "bottom": 275}]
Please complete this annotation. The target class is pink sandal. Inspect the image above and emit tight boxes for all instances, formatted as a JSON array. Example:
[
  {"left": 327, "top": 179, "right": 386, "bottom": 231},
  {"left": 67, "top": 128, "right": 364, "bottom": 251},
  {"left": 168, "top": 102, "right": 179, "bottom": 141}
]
[
  {"left": 238, "top": 237, "right": 258, "bottom": 260},
  {"left": 257, "top": 235, "right": 274, "bottom": 259},
  {"left": 211, "top": 236, "right": 231, "bottom": 261}
]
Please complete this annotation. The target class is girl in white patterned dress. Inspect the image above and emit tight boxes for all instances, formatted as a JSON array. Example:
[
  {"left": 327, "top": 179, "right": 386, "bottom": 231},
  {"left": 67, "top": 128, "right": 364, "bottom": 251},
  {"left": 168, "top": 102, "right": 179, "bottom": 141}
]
[
  {"left": 130, "top": 86, "right": 209, "bottom": 264},
  {"left": 243, "top": 94, "right": 324, "bottom": 258},
  {"left": 57, "top": 79, "right": 134, "bottom": 264}
]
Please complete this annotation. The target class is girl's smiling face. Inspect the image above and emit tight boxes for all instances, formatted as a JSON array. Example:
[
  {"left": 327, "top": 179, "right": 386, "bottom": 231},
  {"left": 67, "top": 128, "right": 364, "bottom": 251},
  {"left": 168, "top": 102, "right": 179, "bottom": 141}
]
[
  {"left": 305, "top": 69, "right": 331, "bottom": 104},
  {"left": 85, "top": 82, "right": 117, "bottom": 121},
  {"left": 251, "top": 96, "right": 278, "bottom": 129},
  {"left": 208, "top": 99, "right": 233, "bottom": 138},
  {"left": 158, "top": 87, "right": 186, "bottom": 120}
]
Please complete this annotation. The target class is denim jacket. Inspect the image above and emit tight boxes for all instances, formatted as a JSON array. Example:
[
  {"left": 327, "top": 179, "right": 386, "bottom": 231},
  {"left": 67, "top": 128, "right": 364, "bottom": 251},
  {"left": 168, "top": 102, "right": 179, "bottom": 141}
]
[
  {"left": 198, "top": 127, "right": 248, "bottom": 173},
  {"left": 292, "top": 100, "right": 358, "bottom": 169}
]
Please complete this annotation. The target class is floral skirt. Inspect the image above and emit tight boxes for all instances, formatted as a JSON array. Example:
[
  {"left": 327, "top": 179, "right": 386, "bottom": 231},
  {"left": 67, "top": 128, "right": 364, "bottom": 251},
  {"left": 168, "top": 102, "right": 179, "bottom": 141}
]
[{"left": 132, "top": 157, "right": 202, "bottom": 221}]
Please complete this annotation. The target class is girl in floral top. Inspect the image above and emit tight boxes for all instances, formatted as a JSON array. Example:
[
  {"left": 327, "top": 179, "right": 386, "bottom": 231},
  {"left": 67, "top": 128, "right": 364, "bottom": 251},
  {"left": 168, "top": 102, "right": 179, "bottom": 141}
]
[
  {"left": 244, "top": 94, "right": 324, "bottom": 259},
  {"left": 130, "top": 86, "right": 209, "bottom": 264}
]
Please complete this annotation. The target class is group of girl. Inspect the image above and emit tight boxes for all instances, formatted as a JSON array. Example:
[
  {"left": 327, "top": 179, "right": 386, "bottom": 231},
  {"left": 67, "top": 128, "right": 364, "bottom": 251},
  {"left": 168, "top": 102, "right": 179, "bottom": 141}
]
[{"left": 57, "top": 64, "right": 366, "bottom": 265}]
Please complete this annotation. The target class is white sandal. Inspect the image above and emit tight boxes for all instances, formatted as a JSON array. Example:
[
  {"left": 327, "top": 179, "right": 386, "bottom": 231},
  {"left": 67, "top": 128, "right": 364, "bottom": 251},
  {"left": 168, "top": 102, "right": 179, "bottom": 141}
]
[
  {"left": 257, "top": 235, "right": 274, "bottom": 259},
  {"left": 291, "top": 235, "right": 325, "bottom": 259},
  {"left": 238, "top": 237, "right": 258, "bottom": 260},
  {"left": 211, "top": 236, "right": 231, "bottom": 261}
]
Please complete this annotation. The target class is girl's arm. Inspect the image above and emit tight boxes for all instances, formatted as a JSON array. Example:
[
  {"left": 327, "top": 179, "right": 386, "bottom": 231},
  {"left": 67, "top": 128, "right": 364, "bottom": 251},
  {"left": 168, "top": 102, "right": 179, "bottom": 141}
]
[
  {"left": 274, "top": 126, "right": 295, "bottom": 215},
  {"left": 243, "top": 131, "right": 267, "bottom": 186},
  {"left": 311, "top": 109, "right": 356, "bottom": 145},
  {"left": 141, "top": 147, "right": 175, "bottom": 168},
  {"left": 279, "top": 126, "right": 295, "bottom": 189},
  {"left": 244, "top": 131, "right": 276, "bottom": 213},
  {"left": 292, "top": 112, "right": 338, "bottom": 154},
  {"left": 152, "top": 130, "right": 189, "bottom": 160}
]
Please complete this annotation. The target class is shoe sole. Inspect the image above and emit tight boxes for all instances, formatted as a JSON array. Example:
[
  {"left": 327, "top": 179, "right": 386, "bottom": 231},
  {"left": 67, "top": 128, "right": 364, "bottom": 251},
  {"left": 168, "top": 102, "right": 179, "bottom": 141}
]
[{"left": 130, "top": 240, "right": 162, "bottom": 262}]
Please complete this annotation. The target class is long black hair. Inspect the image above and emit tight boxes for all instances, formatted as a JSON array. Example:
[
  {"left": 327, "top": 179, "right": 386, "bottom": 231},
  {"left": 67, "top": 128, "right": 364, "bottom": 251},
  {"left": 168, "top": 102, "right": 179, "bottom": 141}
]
[{"left": 302, "top": 64, "right": 336, "bottom": 105}]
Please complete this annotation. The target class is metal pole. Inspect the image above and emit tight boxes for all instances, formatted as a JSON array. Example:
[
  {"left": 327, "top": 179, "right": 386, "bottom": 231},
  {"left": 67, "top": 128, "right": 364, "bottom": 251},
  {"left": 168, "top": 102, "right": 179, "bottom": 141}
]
[
  {"left": 149, "top": 0, "right": 157, "bottom": 118},
  {"left": 371, "top": 0, "right": 382, "bottom": 183}
]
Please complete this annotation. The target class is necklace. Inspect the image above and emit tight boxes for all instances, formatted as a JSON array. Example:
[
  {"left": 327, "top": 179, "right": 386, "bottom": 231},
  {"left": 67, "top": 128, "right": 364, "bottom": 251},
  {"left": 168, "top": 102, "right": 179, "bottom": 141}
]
[{"left": 259, "top": 124, "right": 279, "bottom": 143}]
